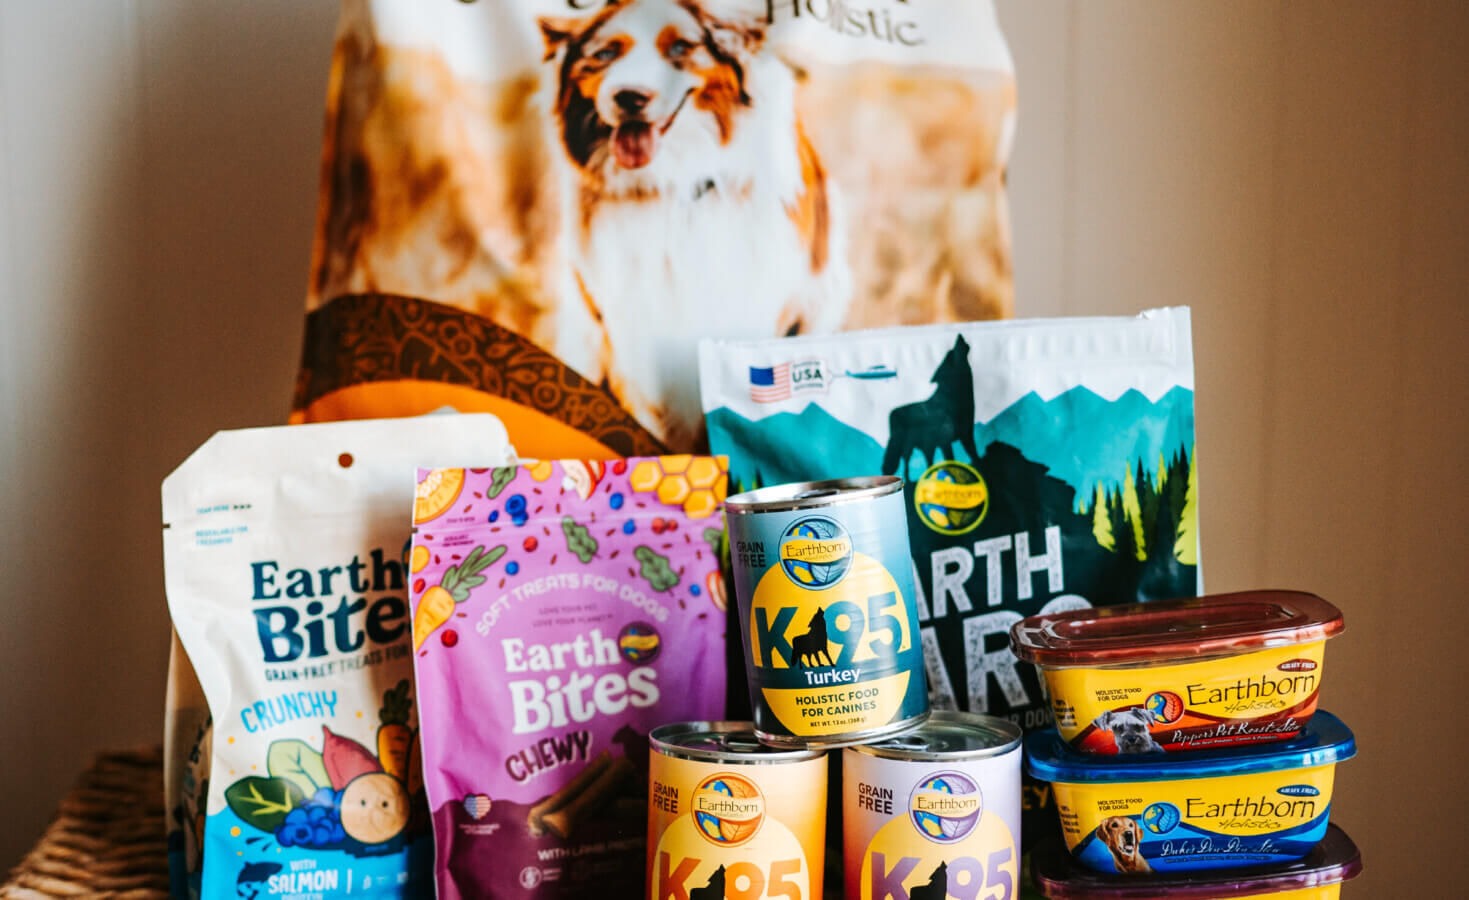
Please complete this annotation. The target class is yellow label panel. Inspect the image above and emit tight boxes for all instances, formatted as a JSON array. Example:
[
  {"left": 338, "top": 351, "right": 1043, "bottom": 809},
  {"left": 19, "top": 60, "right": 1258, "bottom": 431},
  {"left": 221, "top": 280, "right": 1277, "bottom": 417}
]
[
  {"left": 1044, "top": 641, "right": 1328, "bottom": 753},
  {"left": 1051, "top": 764, "right": 1338, "bottom": 874},
  {"left": 761, "top": 671, "right": 911, "bottom": 737}
]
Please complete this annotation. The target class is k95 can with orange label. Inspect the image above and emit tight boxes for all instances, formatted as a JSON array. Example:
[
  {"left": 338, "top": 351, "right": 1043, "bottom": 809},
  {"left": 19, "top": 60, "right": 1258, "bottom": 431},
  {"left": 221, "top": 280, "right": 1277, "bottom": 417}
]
[
  {"left": 648, "top": 722, "right": 828, "bottom": 900},
  {"left": 843, "top": 711, "right": 1022, "bottom": 900}
]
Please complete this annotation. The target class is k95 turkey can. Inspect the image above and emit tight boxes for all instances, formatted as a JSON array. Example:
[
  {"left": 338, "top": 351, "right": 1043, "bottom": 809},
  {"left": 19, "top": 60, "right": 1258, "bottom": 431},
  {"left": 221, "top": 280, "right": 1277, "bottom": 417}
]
[
  {"left": 843, "top": 711, "right": 1022, "bottom": 900},
  {"left": 725, "top": 477, "right": 929, "bottom": 749},
  {"left": 648, "top": 722, "right": 828, "bottom": 900}
]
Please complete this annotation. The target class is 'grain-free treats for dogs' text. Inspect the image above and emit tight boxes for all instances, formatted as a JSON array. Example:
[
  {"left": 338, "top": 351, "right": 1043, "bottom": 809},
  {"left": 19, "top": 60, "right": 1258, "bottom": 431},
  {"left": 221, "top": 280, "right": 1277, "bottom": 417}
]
[
  {"left": 410, "top": 459, "right": 730, "bottom": 899},
  {"left": 163, "top": 415, "right": 512, "bottom": 899},
  {"left": 295, "top": 0, "right": 1017, "bottom": 455}
]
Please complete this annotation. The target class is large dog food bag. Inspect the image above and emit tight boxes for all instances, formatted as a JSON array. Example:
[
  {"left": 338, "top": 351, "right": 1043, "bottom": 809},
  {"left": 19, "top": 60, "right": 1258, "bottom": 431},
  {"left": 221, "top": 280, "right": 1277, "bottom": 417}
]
[
  {"left": 294, "top": 0, "right": 1016, "bottom": 455},
  {"left": 163, "top": 415, "right": 512, "bottom": 899},
  {"left": 408, "top": 459, "right": 729, "bottom": 899},
  {"left": 699, "top": 308, "right": 1201, "bottom": 850}
]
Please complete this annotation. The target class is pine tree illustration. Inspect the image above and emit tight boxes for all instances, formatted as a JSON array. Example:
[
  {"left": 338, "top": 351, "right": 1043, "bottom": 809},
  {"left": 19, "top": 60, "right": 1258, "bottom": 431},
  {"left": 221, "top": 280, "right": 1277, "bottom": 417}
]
[
  {"left": 1092, "top": 483, "right": 1115, "bottom": 551},
  {"left": 1121, "top": 466, "right": 1147, "bottom": 561},
  {"left": 1174, "top": 447, "right": 1199, "bottom": 566}
]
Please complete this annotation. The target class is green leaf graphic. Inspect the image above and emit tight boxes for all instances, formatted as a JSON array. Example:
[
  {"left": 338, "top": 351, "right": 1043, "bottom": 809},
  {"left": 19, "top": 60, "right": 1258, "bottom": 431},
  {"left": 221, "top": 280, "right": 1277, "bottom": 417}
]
[
  {"left": 634, "top": 545, "right": 679, "bottom": 592},
  {"left": 487, "top": 466, "right": 517, "bottom": 499},
  {"left": 265, "top": 739, "right": 330, "bottom": 798},
  {"left": 562, "top": 516, "right": 598, "bottom": 564},
  {"left": 224, "top": 776, "right": 305, "bottom": 832},
  {"left": 702, "top": 527, "right": 726, "bottom": 558}
]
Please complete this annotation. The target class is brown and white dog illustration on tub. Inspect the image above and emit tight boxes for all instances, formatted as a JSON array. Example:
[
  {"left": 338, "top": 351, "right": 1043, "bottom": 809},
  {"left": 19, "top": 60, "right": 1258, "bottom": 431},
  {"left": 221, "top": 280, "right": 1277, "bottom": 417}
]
[
  {"left": 539, "top": 0, "right": 851, "bottom": 447},
  {"left": 1097, "top": 815, "right": 1152, "bottom": 873}
]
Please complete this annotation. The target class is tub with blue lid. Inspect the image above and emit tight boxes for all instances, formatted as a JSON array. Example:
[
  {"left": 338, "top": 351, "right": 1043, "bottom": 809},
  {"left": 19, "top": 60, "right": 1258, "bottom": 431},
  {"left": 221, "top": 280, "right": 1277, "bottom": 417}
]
[{"left": 1026, "top": 711, "right": 1355, "bottom": 874}]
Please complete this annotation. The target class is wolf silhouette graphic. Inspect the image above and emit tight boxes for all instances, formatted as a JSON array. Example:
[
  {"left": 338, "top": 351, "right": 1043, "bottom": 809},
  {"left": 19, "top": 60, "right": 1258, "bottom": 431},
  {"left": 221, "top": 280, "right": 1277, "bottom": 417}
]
[
  {"left": 790, "top": 608, "right": 834, "bottom": 668},
  {"left": 881, "top": 335, "right": 978, "bottom": 479},
  {"left": 689, "top": 864, "right": 726, "bottom": 900},
  {"left": 908, "top": 861, "right": 948, "bottom": 900}
]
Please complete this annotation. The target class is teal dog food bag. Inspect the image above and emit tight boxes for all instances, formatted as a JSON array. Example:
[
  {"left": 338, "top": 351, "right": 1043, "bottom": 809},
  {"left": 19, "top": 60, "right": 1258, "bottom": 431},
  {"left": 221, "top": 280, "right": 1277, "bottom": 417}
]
[{"left": 699, "top": 309, "right": 1200, "bottom": 850}]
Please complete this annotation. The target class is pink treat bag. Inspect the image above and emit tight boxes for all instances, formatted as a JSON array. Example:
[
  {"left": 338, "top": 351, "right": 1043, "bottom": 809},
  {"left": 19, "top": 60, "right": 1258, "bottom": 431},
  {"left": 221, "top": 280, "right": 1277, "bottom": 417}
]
[{"left": 409, "top": 458, "right": 730, "bottom": 899}]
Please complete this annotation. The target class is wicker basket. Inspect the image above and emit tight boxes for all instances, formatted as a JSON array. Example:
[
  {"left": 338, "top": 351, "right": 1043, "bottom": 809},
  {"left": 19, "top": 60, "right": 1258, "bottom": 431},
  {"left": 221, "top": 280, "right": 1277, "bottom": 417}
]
[{"left": 2, "top": 748, "right": 168, "bottom": 899}]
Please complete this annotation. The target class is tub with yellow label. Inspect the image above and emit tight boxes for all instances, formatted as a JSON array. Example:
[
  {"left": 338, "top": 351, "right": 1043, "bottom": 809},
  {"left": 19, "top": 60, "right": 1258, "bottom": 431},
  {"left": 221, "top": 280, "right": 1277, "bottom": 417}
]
[
  {"left": 1030, "top": 824, "right": 1362, "bottom": 898},
  {"left": 1011, "top": 591, "right": 1344, "bottom": 754},
  {"left": 1026, "top": 711, "right": 1355, "bottom": 874}
]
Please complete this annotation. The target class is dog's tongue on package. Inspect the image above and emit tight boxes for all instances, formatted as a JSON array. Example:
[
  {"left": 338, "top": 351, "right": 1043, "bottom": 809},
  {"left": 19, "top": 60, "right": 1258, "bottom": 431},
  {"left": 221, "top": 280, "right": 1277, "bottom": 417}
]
[{"left": 612, "top": 122, "right": 655, "bottom": 170}]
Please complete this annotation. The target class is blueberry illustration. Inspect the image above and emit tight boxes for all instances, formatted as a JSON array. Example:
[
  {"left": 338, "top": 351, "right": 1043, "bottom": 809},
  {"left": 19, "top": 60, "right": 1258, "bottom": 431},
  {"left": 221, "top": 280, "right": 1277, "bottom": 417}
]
[
  {"left": 278, "top": 817, "right": 313, "bottom": 847},
  {"left": 489, "top": 510, "right": 500, "bottom": 523},
  {"left": 512, "top": 515, "right": 528, "bottom": 527},
  {"left": 622, "top": 520, "right": 636, "bottom": 535},
  {"left": 506, "top": 561, "right": 520, "bottom": 576},
  {"left": 610, "top": 493, "right": 625, "bottom": 510},
  {"left": 690, "top": 584, "right": 701, "bottom": 596},
  {"left": 506, "top": 494, "right": 527, "bottom": 516}
]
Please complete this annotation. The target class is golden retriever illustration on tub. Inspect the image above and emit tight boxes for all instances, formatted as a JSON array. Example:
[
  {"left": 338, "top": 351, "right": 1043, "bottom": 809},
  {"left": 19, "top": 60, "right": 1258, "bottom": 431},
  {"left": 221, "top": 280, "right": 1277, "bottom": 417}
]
[
  {"left": 538, "top": 0, "right": 852, "bottom": 447},
  {"left": 1097, "top": 815, "right": 1153, "bottom": 873}
]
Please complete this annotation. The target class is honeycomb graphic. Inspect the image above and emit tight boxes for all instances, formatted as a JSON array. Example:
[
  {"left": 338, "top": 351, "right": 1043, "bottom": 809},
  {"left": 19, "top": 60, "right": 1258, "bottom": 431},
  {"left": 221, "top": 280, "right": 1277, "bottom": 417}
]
[{"left": 630, "top": 456, "right": 728, "bottom": 519}]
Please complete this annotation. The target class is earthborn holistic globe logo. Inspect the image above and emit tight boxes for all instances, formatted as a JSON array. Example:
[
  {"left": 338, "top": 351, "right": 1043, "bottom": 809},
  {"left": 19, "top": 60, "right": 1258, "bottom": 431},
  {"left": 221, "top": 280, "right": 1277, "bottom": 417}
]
[
  {"left": 692, "top": 773, "right": 766, "bottom": 847},
  {"left": 1146, "top": 691, "right": 1184, "bottom": 724},
  {"left": 908, "top": 771, "right": 984, "bottom": 843},
  {"left": 1142, "top": 802, "right": 1181, "bottom": 834},
  {"left": 912, "top": 461, "right": 989, "bottom": 535},
  {"left": 778, "top": 516, "right": 854, "bottom": 589}
]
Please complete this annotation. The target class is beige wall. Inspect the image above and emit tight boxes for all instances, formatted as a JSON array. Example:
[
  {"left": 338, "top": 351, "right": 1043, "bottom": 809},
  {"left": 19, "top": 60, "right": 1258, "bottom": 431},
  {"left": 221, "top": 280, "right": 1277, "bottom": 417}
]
[{"left": 0, "top": 0, "right": 1463, "bottom": 892}]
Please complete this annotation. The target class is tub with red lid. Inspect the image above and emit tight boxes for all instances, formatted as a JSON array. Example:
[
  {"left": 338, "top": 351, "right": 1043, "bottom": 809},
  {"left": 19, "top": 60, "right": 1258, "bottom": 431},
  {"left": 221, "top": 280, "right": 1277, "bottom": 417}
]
[{"left": 1010, "top": 591, "right": 1343, "bottom": 754}]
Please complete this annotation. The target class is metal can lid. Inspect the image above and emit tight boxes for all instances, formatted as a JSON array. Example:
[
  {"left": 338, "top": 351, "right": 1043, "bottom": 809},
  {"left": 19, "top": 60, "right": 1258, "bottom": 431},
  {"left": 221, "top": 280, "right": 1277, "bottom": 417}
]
[
  {"left": 724, "top": 476, "right": 902, "bottom": 514},
  {"left": 849, "top": 711, "right": 1022, "bottom": 761},
  {"left": 651, "top": 722, "right": 827, "bottom": 764}
]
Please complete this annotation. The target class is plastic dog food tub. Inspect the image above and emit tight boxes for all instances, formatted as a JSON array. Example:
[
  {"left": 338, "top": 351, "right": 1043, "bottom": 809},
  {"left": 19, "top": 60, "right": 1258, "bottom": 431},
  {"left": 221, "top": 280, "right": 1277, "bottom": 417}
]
[
  {"left": 1011, "top": 591, "right": 1344, "bottom": 754},
  {"left": 1030, "top": 823, "right": 1362, "bottom": 898},
  {"left": 1025, "top": 711, "right": 1355, "bottom": 874}
]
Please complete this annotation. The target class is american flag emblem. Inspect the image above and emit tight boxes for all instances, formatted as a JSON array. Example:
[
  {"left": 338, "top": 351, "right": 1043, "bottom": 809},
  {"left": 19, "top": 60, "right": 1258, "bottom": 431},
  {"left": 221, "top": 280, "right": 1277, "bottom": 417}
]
[{"left": 748, "top": 364, "right": 791, "bottom": 402}]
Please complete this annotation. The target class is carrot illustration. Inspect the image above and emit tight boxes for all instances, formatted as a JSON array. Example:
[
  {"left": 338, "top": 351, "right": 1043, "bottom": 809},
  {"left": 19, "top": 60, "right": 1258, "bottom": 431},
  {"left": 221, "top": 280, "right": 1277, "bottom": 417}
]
[
  {"left": 377, "top": 680, "right": 414, "bottom": 779},
  {"left": 413, "top": 544, "right": 504, "bottom": 648}
]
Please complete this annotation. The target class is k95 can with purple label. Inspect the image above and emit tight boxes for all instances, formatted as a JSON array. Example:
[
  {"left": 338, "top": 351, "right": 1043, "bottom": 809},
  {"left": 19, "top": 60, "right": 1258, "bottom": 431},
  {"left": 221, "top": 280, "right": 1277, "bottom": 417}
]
[{"left": 844, "top": 711, "right": 1022, "bottom": 900}]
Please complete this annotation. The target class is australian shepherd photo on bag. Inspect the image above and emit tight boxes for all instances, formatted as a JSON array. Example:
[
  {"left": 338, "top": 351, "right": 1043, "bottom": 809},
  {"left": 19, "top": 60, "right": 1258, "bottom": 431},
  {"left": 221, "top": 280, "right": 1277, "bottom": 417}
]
[
  {"left": 538, "top": 0, "right": 851, "bottom": 447},
  {"left": 301, "top": 0, "right": 1015, "bottom": 454}
]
